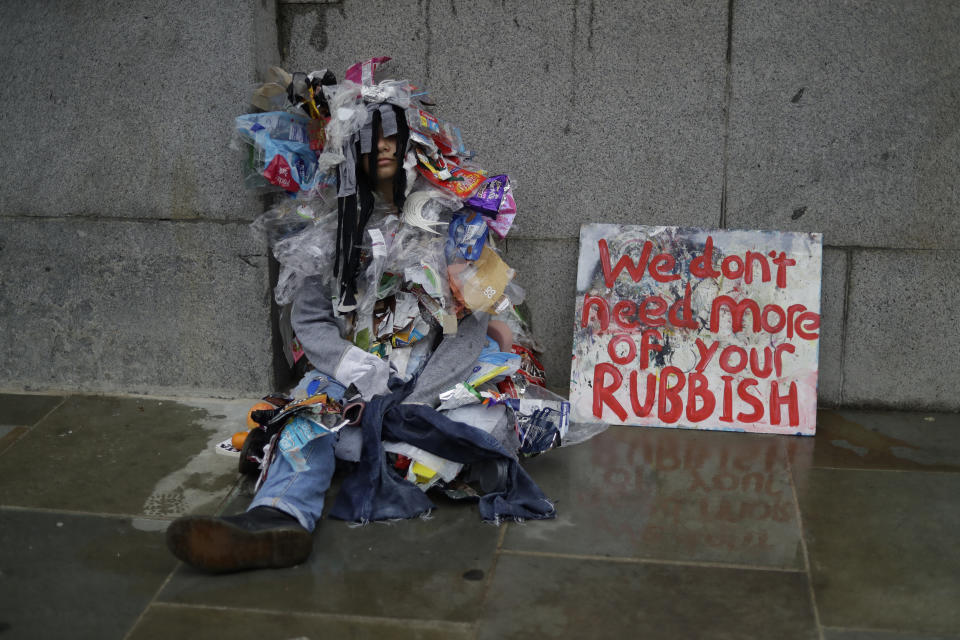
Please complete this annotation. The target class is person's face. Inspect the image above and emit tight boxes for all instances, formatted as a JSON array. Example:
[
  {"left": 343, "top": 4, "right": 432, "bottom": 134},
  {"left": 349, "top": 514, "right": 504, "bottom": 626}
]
[{"left": 363, "top": 133, "right": 399, "bottom": 183}]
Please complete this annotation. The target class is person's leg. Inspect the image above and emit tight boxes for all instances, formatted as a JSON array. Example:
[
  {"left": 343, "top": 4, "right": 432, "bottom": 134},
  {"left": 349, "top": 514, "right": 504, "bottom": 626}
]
[
  {"left": 166, "top": 434, "right": 336, "bottom": 572},
  {"left": 248, "top": 433, "right": 336, "bottom": 532}
]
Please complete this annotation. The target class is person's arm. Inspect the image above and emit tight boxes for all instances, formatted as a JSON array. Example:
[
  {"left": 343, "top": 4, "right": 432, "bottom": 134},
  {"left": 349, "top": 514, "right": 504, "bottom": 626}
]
[{"left": 291, "top": 275, "right": 391, "bottom": 400}]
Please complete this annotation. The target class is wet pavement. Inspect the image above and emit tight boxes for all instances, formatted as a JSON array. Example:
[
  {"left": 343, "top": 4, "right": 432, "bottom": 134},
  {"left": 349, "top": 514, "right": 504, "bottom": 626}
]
[{"left": 0, "top": 392, "right": 958, "bottom": 639}]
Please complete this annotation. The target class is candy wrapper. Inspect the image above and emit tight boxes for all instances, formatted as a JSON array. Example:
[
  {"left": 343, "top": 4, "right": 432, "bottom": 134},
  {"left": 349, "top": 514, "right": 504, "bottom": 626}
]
[{"left": 466, "top": 175, "right": 517, "bottom": 239}]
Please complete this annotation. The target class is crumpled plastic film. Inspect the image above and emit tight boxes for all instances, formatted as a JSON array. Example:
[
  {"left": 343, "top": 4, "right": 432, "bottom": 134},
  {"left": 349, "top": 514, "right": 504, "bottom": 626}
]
[
  {"left": 270, "top": 212, "right": 339, "bottom": 304},
  {"left": 316, "top": 81, "right": 367, "bottom": 181}
]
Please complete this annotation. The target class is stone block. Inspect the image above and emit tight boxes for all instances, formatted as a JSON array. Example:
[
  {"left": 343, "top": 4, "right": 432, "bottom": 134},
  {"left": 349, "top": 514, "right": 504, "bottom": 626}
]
[
  {"left": 817, "top": 247, "right": 846, "bottom": 407},
  {"left": 0, "top": 0, "right": 274, "bottom": 221},
  {"left": 280, "top": 0, "right": 430, "bottom": 82},
  {"left": 842, "top": 248, "right": 960, "bottom": 409},
  {"left": 281, "top": 0, "right": 727, "bottom": 239},
  {"left": 502, "top": 237, "right": 579, "bottom": 393},
  {"left": 727, "top": 0, "right": 960, "bottom": 249},
  {"left": 0, "top": 218, "right": 273, "bottom": 395}
]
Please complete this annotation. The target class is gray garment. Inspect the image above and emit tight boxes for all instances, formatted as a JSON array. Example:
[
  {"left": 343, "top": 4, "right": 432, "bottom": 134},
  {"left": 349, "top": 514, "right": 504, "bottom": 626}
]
[
  {"left": 293, "top": 274, "right": 491, "bottom": 406},
  {"left": 290, "top": 274, "right": 355, "bottom": 378},
  {"left": 402, "top": 312, "right": 490, "bottom": 407}
]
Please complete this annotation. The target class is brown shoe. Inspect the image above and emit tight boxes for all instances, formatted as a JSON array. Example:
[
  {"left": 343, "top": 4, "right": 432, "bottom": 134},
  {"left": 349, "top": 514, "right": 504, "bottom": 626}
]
[{"left": 166, "top": 507, "right": 312, "bottom": 573}]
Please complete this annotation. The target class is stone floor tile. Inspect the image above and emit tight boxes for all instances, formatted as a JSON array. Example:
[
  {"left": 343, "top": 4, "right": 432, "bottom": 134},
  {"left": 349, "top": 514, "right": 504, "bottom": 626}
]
[
  {"left": 157, "top": 499, "right": 501, "bottom": 623},
  {"left": 796, "top": 469, "right": 960, "bottom": 634},
  {"left": 0, "top": 393, "right": 64, "bottom": 429},
  {"left": 477, "top": 554, "right": 817, "bottom": 639},
  {"left": 0, "top": 426, "right": 28, "bottom": 456},
  {"left": 0, "top": 508, "right": 176, "bottom": 640},
  {"left": 504, "top": 425, "right": 805, "bottom": 568},
  {"left": 805, "top": 410, "right": 960, "bottom": 472},
  {"left": 824, "top": 629, "right": 960, "bottom": 640},
  {"left": 127, "top": 603, "right": 473, "bottom": 640},
  {"left": 0, "top": 396, "right": 249, "bottom": 517}
]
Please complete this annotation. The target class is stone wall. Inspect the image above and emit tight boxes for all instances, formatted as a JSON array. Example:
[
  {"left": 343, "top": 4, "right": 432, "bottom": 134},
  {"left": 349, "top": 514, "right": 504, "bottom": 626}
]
[
  {"left": 0, "top": 0, "right": 280, "bottom": 396},
  {"left": 279, "top": 0, "right": 960, "bottom": 410},
  {"left": 2, "top": 0, "right": 957, "bottom": 411}
]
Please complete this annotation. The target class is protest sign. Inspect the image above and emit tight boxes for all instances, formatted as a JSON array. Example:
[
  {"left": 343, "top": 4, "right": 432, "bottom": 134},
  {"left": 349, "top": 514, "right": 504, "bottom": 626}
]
[{"left": 570, "top": 224, "right": 822, "bottom": 436}]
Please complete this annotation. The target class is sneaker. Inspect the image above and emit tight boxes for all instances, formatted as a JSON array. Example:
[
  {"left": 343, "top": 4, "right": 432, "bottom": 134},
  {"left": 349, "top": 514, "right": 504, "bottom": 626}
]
[{"left": 166, "top": 506, "right": 312, "bottom": 573}]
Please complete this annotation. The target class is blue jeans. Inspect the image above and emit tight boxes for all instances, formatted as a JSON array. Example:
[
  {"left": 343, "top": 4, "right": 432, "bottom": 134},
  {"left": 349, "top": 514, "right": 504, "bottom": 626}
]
[{"left": 247, "top": 433, "right": 336, "bottom": 532}]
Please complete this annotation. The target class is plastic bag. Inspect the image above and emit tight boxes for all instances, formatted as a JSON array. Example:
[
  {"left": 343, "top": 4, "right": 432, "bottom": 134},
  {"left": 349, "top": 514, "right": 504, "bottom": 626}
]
[
  {"left": 381, "top": 213, "right": 458, "bottom": 333},
  {"left": 446, "top": 210, "right": 489, "bottom": 261},
  {"left": 351, "top": 213, "right": 400, "bottom": 342},
  {"left": 465, "top": 337, "right": 522, "bottom": 386},
  {"left": 316, "top": 81, "right": 367, "bottom": 175},
  {"left": 270, "top": 211, "right": 340, "bottom": 304},
  {"left": 250, "top": 197, "right": 337, "bottom": 248},
  {"left": 512, "top": 384, "right": 609, "bottom": 449},
  {"left": 235, "top": 112, "right": 322, "bottom": 193},
  {"left": 447, "top": 245, "right": 515, "bottom": 315}
]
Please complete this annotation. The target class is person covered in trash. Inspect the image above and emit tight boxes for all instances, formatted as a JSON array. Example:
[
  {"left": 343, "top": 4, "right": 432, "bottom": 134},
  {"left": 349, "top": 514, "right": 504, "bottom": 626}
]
[{"left": 166, "top": 58, "right": 579, "bottom": 573}]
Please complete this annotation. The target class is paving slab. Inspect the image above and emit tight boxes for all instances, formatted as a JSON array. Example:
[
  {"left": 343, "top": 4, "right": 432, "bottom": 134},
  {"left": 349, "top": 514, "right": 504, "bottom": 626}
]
[
  {"left": 157, "top": 498, "right": 501, "bottom": 622},
  {"left": 0, "top": 393, "right": 65, "bottom": 428},
  {"left": 0, "top": 509, "right": 176, "bottom": 640},
  {"left": 0, "top": 1, "right": 266, "bottom": 221},
  {"left": 477, "top": 553, "right": 817, "bottom": 639},
  {"left": 805, "top": 409, "right": 960, "bottom": 472},
  {"left": 824, "top": 630, "right": 960, "bottom": 640},
  {"left": 727, "top": 0, "right": 960, "bottom": 250},
  {"left": 841, "top": 249, "right": 960, "bottom": 409},
  {"left": 0, "top": 393, "right": 66, "bottom": 455},
  {"left": 0, "top": 426, "right": 28, "bottom": 456},
  {"left": 128, "top": 603, "right": 473, "bottom": 640},
  {"left": 0, "top": 218, "right": 272, "bottom": 395},
  {"left": 796, "top": 469, "right": 960, "bottom": 635},
  {"left": 504, "top": 425, "right": 805, "bottom": 569},
  {"left": 0, "top": 395, "right": 250, "bottom": 517}
]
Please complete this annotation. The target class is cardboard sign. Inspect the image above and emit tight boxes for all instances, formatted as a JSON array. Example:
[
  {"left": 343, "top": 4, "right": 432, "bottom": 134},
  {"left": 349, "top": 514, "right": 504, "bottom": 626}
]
[{"left": 570, "top": 224, "right": 822, "bottom": 436}]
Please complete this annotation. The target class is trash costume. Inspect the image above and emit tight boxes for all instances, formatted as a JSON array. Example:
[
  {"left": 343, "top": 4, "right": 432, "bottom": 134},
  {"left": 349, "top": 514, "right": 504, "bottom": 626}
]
[{"left": 166, "top": 58, "right": 596, "bottom": 572}]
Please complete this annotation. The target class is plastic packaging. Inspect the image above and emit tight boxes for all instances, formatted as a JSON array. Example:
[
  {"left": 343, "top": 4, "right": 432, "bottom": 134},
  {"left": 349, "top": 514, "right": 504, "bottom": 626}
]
[
  {"left": 344, "top": 56, "right": 392, "bottom": 86},
  {"left": 498, "top": 302, "right": 544, "bottom": 353},
  {"left": 483, "top": 181, "right": 517, "bottom": 239},
  {"left": 235, "top": 112, "right": 322, "bottom": 193},
  {"left": 438, "top": 382, "right": 483, "bottom": 411},
  {"left": 416, "top": 157, "right": 486, "bottom": 199},
  {"left": 465, "top": 174, "right": 508, "bottom": 216},
  {"left": 278, "top": 415, "right": 332, "bottom": 472},
  {"left": 447, "top": 210, "right": 489, "bottom": 261},
  {"left": 465, "top": 337, "right": 522, "bottom": 386},
  {"left": 447, "top": 245, "right": 515, "bottom": 315},
  {"left": 503, "top": 385, "right": 569, "bottom": 456},
  {"left": 406, "top": 107, "right": 467, "bottom": 158},
  {"left": 270, "top": 215, "right": 339, "bottom": 304},
  {"left": 361, "top": 80, "right": 411, "bottom": 109},
  {"left": 508, "top": 384, "right": 609, "bottom": 449}
]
